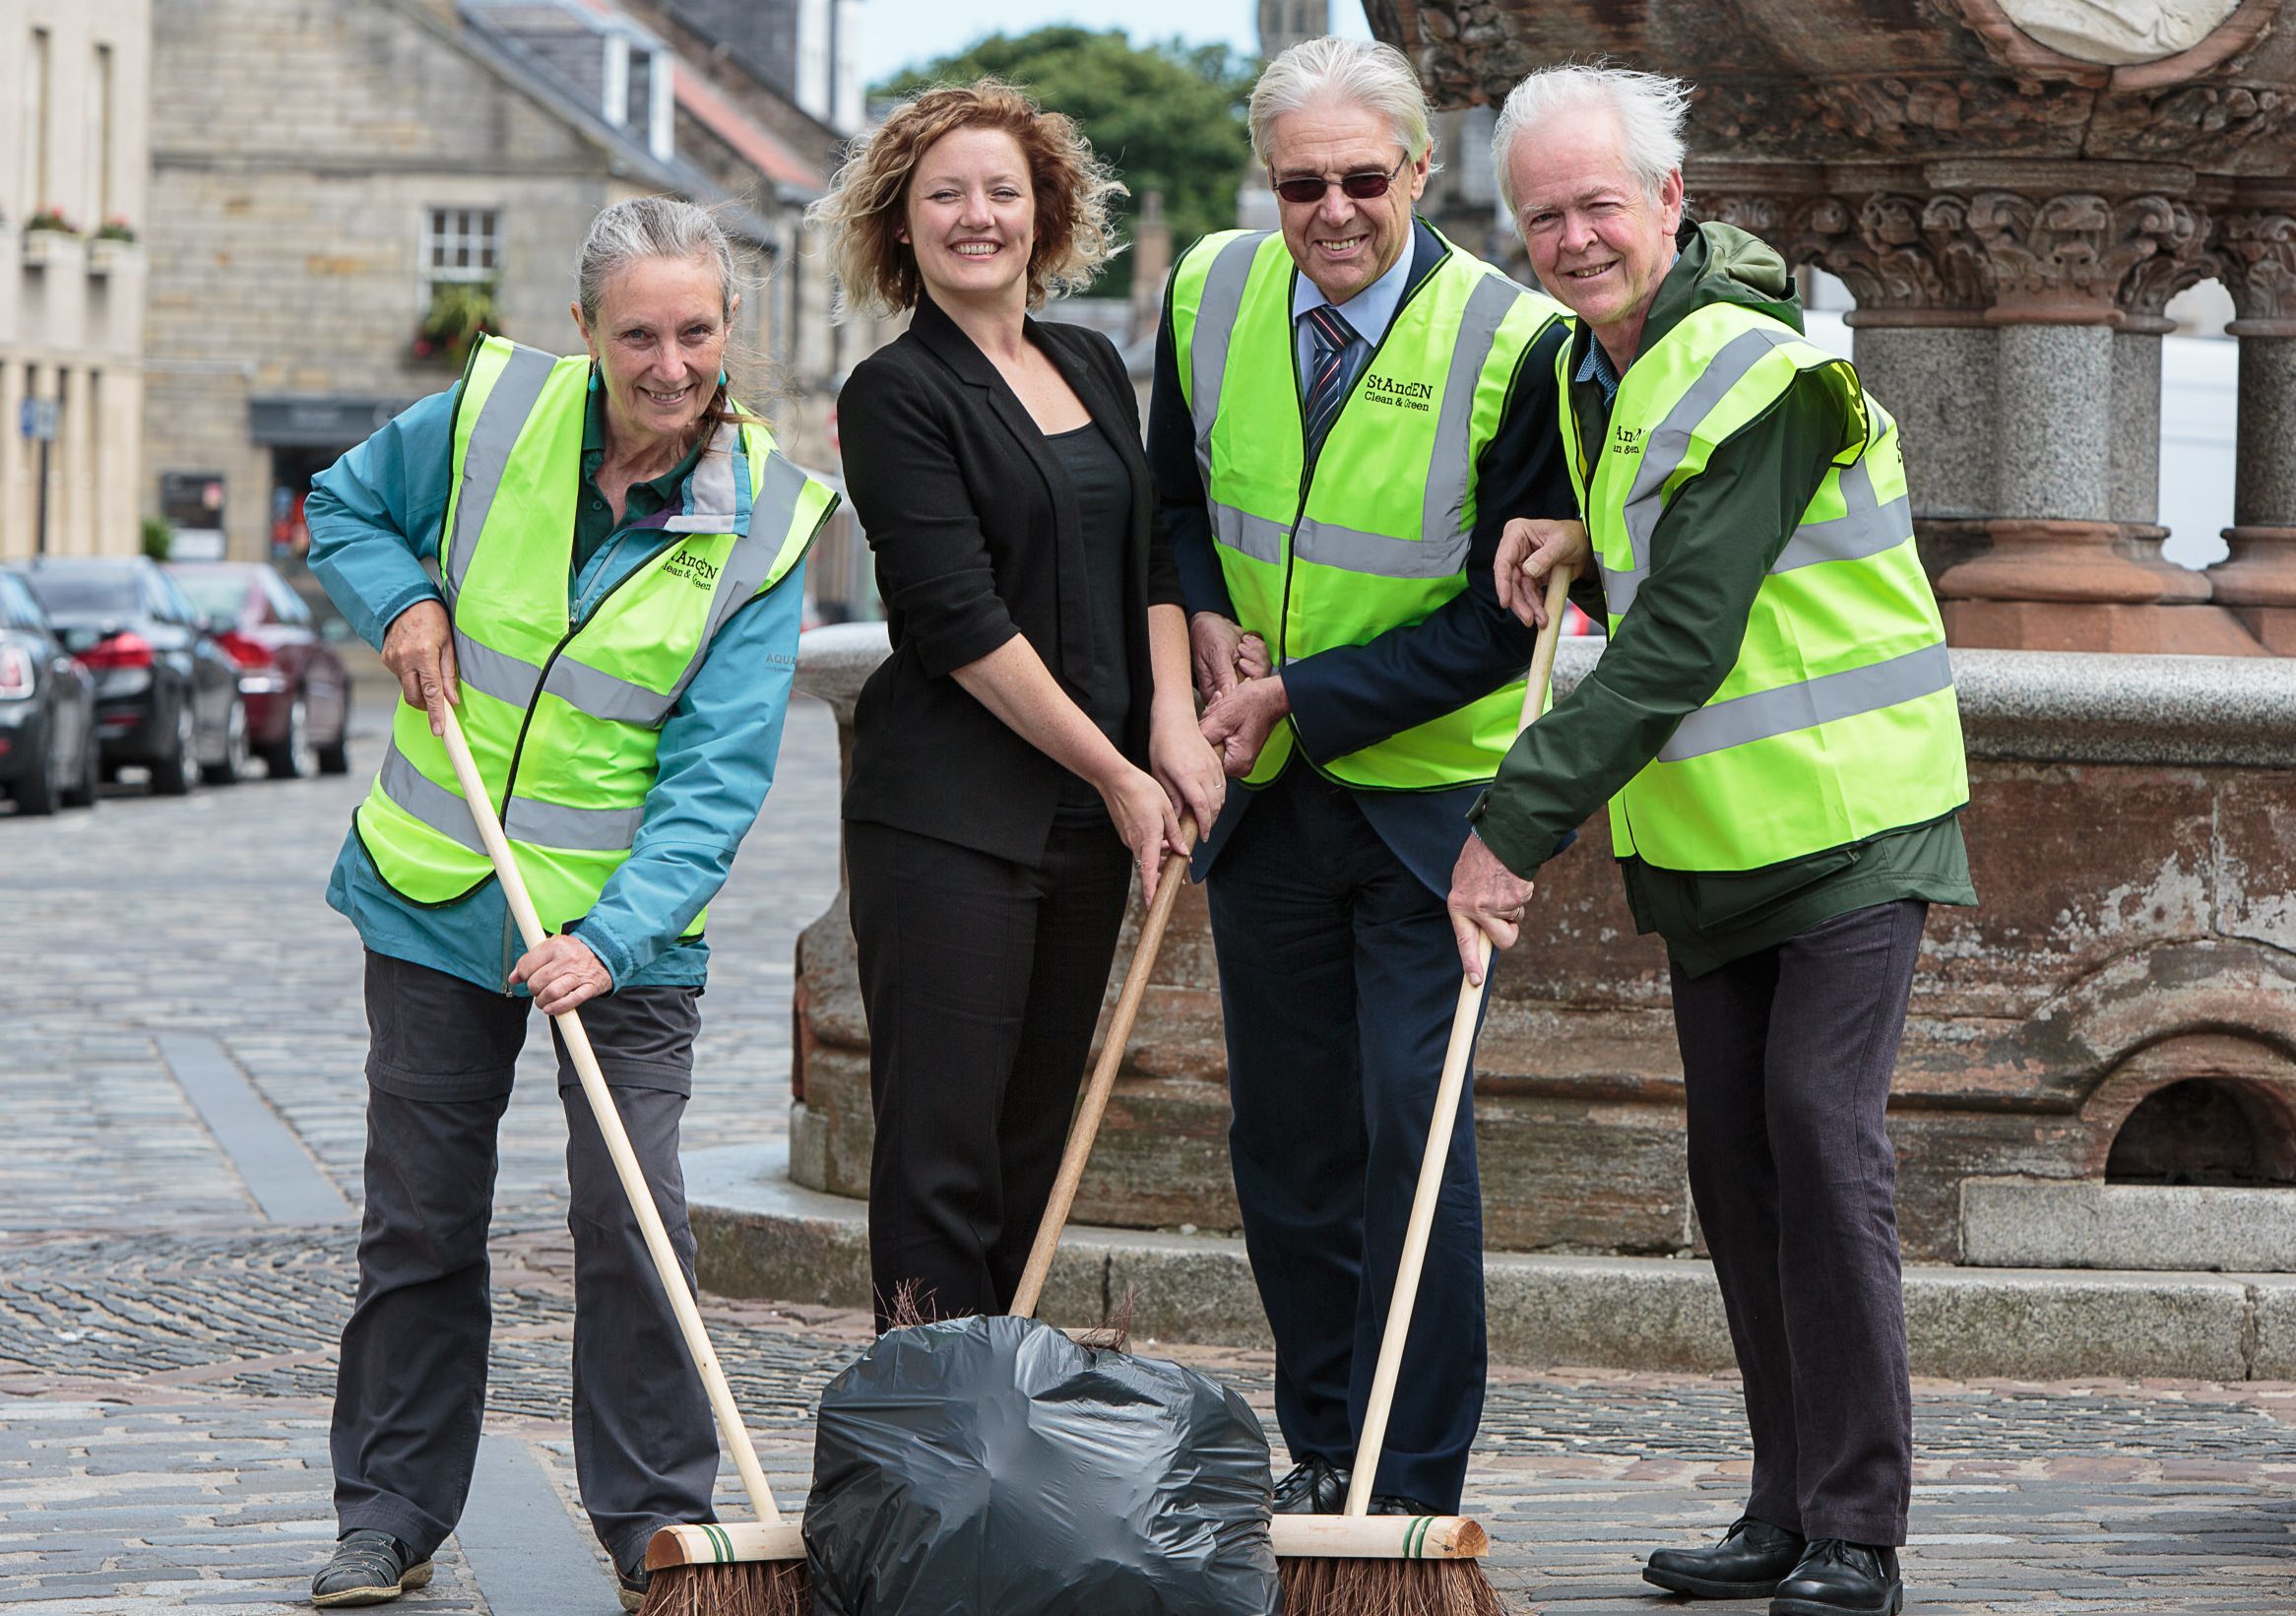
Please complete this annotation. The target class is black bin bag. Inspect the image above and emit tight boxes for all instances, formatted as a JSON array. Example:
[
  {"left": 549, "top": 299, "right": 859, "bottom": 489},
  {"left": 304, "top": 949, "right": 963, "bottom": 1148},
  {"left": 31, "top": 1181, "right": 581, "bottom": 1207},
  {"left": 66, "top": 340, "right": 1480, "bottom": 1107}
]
[{"left": 804, "top": 1314, "right": 1281, "bottom": 1616}]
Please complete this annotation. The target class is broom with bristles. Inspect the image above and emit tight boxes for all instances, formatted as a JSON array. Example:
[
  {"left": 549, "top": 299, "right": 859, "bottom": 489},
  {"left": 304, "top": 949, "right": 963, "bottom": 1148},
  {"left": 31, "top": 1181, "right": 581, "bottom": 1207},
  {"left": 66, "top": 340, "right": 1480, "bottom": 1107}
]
[
  {"left": 1271, "top": 559, "right": 1577, "bottom": 1616},
  {"left": 435, "top": 706, "right": 805, "bottom": 1616}
]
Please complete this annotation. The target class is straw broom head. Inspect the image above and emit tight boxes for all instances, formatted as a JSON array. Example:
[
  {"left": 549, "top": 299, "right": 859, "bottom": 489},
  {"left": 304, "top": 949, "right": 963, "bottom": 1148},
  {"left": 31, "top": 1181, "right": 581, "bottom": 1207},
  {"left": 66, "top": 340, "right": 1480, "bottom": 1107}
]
[
  {"left": 639, "top": 1524, "right": 807, "bottom": 1616},
  {"left": 635, "top": 1557, "right": 807, "bottom": 1616},
  {"left": 1277, "top": 1554, "right": 1508, "bottom": 1616}
]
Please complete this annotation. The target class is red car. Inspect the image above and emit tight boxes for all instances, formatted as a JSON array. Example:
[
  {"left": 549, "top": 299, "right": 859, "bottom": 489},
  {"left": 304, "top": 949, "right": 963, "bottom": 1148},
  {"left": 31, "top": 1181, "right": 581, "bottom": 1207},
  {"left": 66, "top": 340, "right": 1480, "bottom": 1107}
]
[{"left": 165, "top": 562, "right": 353, "bottom": 778}]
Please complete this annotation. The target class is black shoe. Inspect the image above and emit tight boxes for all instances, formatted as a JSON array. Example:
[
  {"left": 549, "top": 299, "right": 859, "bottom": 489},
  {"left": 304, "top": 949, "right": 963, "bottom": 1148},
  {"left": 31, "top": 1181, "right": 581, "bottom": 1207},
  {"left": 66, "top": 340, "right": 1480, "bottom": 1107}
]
[
  {"left": 1770, "top": 1539, "right": 1903, "bottom": 1616},
  {"left": 1368, "top": 1493, "right": 1446, "bottom": 1517},
  {"left": 1642, "top": 1516, "right": 1807, "bottom": 1599},
  {"left": 616, "top": 1565, "right": 649, "bottom": 1613},
  {"left": 1271, "top": 1454, "right": 1350, "bottom": 1515},
  {"left": 311, "top": 1530, "right": 433, "bottom": 1608}
]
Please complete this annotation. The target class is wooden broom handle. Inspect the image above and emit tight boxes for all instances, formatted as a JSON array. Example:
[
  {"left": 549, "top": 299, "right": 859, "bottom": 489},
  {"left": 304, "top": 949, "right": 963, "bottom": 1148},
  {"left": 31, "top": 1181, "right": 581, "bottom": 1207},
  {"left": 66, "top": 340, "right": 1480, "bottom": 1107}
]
[
  {"left": 1344, "top": 560, "right": 1575, "bottom": 1517},
  {"left": 1011, "top": 823, "right": 1199, "bottom": 1320},
  {"left": 436, "top": 703, "right": 784, "bottom": 1528}
]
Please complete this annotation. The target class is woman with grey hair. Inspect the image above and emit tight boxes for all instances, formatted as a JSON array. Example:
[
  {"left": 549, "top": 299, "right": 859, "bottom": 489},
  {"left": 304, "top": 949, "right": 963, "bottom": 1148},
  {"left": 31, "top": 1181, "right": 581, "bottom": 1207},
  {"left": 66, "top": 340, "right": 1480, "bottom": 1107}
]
[{"left": 300, "top": 194, "right": 834, "bottom": 1612}]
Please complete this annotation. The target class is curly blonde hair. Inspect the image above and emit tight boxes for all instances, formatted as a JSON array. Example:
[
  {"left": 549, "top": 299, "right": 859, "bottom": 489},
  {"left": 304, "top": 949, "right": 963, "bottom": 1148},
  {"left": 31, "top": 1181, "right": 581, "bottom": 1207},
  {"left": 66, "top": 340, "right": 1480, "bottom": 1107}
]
[{"left": 808, "top": 79, "right": 1125, "bottom": 321}]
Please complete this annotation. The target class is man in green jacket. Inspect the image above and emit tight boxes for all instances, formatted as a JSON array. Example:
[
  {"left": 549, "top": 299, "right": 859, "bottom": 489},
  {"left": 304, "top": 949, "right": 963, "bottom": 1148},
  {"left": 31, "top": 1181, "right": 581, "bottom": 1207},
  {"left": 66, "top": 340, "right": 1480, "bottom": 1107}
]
[{"left": 1452, "top": 65, "right": 1976, "bottom": 1616}]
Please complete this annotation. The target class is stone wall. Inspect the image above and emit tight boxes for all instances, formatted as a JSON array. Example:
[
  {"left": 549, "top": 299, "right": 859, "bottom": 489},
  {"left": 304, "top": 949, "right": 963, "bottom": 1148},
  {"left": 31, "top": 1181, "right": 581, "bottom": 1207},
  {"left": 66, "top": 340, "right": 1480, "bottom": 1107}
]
[
  {"left": 143, "top": 0, "right": 631, "bottom": 557},
  {"left": 788, "top": 630, "right": 2296, "bottom": 1264}
]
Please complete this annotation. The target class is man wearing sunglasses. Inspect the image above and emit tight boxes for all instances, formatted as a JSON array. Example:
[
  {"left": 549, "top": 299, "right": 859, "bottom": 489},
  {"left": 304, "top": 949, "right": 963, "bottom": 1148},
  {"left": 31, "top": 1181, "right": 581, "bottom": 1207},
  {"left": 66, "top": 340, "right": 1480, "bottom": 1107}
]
[{"left": 1147, "top": 35, "right": 1574, "bottom": 1519}]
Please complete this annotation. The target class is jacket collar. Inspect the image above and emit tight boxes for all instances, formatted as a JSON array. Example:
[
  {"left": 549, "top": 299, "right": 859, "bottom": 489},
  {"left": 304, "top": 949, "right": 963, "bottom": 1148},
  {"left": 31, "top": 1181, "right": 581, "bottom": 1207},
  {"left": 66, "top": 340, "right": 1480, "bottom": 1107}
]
[
  {"left": 904, "top": 289, "right": 1119, "bottom": 685},
  {"left": 908, "top": 290, "right": 1015, "bottom": 389},
  {"left": 1402, "top": 215, "right": 1447, "bottom": 301}
]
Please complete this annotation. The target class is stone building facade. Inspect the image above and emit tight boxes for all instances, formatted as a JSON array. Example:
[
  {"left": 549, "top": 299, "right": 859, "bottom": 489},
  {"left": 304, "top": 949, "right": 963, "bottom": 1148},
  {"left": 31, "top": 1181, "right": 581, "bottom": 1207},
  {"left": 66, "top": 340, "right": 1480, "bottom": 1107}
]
[
  {"left": 141, "top": 0, "right": 853, "bottom": 564},
  {"left": 0, "top": 0, "right": 151, "bottom": 560}
]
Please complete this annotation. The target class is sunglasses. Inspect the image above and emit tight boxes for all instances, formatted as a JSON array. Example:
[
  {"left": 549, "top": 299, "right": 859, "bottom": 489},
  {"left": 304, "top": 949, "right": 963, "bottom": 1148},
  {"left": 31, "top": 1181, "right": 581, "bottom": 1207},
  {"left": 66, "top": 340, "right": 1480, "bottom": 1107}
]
[{"left": 1273, "top": 154, "right": 1409, "bottom": 206}]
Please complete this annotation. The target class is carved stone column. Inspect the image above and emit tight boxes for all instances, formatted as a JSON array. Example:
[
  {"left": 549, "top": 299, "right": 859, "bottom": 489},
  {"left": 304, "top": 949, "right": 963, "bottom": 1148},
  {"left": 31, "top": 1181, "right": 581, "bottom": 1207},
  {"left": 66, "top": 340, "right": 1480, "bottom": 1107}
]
[
  {"left": 2212, "top": 201, "right": 2296, "bottom": 653},
  {"left": 1704, "top": 170, "right": 2261, "bottom": 653}
]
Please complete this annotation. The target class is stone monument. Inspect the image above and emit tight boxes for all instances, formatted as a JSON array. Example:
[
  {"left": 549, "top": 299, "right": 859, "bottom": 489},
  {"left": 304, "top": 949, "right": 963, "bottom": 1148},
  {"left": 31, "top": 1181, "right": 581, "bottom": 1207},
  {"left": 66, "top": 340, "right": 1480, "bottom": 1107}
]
[
  {"left": 1374, "top": 0, "right": 2296, "bottom": 654},
  {"left": 701, "top": 10, "right": 2296, "bottom": 1363}
]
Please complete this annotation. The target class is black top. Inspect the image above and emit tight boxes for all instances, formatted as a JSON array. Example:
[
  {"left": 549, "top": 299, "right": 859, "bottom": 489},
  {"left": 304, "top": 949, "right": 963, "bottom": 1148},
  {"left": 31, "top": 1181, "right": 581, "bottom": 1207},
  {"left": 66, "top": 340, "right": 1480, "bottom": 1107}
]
[
  {"left": 1048, "top": 421, "right": 1135, "bottom": 819},
  {"left": 836, "top": 293, "right": 1182, "bottom": 868}
]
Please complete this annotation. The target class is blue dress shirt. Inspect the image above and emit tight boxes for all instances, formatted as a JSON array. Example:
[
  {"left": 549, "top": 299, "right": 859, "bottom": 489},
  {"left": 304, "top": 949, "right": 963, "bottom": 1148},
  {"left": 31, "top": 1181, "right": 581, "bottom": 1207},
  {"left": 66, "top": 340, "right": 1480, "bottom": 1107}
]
[{"left": 1291, "top": 241, "right": 1416, "bottom": 403}]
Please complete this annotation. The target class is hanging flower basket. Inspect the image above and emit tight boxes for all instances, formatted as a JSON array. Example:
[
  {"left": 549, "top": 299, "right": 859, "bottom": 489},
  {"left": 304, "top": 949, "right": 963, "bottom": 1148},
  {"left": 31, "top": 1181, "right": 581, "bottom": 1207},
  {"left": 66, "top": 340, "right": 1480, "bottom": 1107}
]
[
  {"left": 413, "top": 282, "right": 502, "bottom": 368},
  {"left": 21, "top": 210, "right": 83, "bottom": 269},
  {"left": 88, "top": 220, "right": 140, "bottom": 277}
]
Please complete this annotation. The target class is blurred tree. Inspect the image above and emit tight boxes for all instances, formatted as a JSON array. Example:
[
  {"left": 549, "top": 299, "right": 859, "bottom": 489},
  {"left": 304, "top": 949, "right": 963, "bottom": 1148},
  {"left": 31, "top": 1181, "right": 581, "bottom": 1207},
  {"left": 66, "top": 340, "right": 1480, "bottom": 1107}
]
[{"left": 875, "top": 28, "right": 1256, "bottom": 297}]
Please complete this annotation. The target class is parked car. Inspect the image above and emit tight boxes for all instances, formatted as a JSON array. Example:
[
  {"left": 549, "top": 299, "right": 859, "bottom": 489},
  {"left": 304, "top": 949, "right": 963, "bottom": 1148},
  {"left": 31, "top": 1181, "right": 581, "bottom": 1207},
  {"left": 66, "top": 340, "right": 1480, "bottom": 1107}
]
[
  {"left": 0, "top": 568, "right": 99, "bottom": 814},
  {"left": 165, "top": 561, "right": 352, "bottom": 778},
  {"left": 19, "top": 556, "right": 246, "bottom": 794}
]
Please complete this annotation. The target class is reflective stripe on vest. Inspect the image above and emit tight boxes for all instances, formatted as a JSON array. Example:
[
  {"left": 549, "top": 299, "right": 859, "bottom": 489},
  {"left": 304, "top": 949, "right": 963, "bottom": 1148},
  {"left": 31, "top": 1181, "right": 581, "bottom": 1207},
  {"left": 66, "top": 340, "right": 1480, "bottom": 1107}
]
[
  {"left": 378, "top": 739, "right": 645, "bottom": 853},
  {"left": 356, "top": 336, "right": 833, "bottom": 935},
  {"left": 1171, "top": 226, "right": 1565, "bottom": 789},
  {"left": 1563, "top": 303, "right": 1967, "bottom": 872}
]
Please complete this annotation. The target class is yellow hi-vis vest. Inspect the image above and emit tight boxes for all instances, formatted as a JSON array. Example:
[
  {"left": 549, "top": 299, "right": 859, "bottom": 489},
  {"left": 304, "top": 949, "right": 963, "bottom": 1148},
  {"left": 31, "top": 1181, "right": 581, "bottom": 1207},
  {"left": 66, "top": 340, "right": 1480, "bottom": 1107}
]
[
  {"left": 355, "top": 336, "right": 834, "bottom": 935},
  {"left": 1169, "top": 226, "right": 1565, "bottom": 789},
  {"left": 1560, "top": 304, "right": 1968, "bottom": 873}
]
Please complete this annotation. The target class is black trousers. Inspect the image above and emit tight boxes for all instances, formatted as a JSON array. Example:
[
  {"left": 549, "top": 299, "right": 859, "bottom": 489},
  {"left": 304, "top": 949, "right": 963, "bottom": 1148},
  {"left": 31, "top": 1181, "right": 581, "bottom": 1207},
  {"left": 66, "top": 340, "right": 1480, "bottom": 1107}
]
[
  {"left": 331, "top": 950, "right": 717, "bottom": 1576},
  {"left": 1204, "top": 767, "right": 1486, "bottom": 1514},
  {"left": 1670, "top": 899, "right": 1929, "bottom": 1547},
  {"left": 849, "top": 816, "right": 1132, "bottom": 1330}
]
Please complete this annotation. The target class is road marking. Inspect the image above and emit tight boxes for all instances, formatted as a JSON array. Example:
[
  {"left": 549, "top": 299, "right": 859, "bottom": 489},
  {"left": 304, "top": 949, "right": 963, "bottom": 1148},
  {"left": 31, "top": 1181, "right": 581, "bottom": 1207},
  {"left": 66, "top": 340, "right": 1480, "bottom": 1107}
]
[
  {"left": 459, "top": 1434, "right": 620, "bottom": 1615},
  {"left": 156, "top": 1032, "right": 354, "bottom": 1224}
]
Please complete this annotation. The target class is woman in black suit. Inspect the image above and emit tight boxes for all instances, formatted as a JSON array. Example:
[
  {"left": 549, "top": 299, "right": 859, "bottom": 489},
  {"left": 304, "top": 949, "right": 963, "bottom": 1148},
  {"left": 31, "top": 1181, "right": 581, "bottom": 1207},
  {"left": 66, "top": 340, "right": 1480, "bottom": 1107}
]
[{"left": 815, "top": 81, "right": 1225, "bottom": 1328}]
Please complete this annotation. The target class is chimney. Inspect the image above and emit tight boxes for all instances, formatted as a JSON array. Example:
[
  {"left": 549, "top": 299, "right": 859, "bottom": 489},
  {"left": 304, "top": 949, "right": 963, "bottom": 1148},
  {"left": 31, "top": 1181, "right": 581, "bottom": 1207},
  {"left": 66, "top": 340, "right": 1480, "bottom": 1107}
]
[{"left": 1130, "top": 189, "right": 1172, "bottom": 344}]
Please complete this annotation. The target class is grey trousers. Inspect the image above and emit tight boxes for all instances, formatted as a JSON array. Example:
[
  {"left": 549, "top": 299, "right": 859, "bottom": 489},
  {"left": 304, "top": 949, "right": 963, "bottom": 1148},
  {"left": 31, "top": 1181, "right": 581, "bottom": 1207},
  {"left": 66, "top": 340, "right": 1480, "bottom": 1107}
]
[
  {"left": 330, "top": 950, "right": 717, "bottom": 1576},
  {"left": 1669, "top": 899, "right": 1928, "bottom": 1547}
]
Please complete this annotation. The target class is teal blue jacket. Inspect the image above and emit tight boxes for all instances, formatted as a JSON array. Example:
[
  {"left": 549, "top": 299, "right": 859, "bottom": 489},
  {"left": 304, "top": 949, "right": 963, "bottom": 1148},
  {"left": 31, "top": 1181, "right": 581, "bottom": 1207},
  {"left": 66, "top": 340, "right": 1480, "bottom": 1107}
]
[{"left": 307, "top": 379, "right": 806, "bottom": 995}]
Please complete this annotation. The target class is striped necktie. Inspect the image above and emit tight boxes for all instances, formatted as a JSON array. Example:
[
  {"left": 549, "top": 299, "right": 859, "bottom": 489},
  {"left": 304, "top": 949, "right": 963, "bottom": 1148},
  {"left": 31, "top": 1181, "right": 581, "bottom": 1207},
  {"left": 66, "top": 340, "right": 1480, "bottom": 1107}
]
[{"left": 1301, "top": 303, "right": 1363, "bottom": 450}]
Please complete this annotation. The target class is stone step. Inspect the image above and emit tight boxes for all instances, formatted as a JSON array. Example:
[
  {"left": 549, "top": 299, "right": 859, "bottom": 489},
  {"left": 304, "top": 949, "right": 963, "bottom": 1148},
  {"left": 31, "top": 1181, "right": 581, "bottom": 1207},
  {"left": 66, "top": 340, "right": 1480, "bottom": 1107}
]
[{"left": 686, "top": 1142, "right": 2296, "bottom": 1385}]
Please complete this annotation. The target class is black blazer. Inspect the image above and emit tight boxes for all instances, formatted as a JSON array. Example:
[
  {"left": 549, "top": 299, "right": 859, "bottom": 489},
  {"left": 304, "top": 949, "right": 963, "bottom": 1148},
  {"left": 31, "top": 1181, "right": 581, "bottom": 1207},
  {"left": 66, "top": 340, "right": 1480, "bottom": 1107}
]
[{"left": 836, "top": 292, "right": 1182, "bottom": 867}]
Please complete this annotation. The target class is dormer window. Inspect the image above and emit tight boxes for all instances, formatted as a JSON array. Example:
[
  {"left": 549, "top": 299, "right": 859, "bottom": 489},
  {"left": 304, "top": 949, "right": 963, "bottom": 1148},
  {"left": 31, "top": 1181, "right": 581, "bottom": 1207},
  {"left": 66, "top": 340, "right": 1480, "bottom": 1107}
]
[{"left": 602, "top": 32, "right": 673, "bottom": 164}]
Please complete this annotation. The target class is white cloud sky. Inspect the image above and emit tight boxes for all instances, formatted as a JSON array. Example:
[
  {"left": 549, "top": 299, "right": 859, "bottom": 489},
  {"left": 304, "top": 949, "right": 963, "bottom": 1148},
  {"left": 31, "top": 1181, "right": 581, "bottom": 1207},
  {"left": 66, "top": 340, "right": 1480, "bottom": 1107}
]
[{"left": 855, "top": 0, "right": 1372, "bottom": 87}]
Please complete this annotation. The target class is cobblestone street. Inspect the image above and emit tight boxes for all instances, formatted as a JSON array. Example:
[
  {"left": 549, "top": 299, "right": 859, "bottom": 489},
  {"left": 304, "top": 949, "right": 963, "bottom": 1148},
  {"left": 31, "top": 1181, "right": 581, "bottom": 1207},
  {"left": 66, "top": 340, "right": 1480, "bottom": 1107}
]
[{"left": 3, "top": 693, "right": 2294, "bottom": 1613}]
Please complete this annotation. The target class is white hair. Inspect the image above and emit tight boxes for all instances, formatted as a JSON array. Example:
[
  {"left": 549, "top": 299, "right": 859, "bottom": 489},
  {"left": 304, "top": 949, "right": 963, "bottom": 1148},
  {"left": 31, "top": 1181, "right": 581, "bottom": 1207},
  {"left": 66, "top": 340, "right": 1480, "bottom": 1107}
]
[
  {"left": 1248, "top": 35, "right": 1438, "bottom": 173},
  {"left": 1490, "top": 64, "right": 1692, "bottom": 218}
]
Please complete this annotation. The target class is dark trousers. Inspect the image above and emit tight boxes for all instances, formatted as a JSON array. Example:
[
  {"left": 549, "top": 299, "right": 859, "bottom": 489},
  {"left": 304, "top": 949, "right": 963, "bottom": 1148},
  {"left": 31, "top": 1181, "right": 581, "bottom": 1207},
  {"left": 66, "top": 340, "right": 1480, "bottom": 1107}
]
[
  {"left": 1670, "top": 899, "right": 1928, "bottom": 1547},
  {"left": 1204, "top": 768, "right": 1486, "bottom": 1513},
  {"left": 331, "top": 950, "right": 717, "bottom": 1576},
  {"left": 849, "top": 816, "right": 1132, "bottom": 1330}
]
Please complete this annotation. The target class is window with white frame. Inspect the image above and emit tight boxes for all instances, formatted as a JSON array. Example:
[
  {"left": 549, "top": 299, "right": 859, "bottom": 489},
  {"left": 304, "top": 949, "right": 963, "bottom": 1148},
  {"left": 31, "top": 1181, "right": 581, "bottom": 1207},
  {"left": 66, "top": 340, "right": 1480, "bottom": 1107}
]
[{"left": 423, "top": 208, "right": 500, "bottom": 288}]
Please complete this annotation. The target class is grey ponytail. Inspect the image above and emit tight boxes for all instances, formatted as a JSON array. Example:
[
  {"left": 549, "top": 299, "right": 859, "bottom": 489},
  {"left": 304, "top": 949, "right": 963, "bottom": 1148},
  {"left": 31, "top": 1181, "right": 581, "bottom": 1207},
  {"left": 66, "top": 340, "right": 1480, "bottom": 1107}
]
[{"left": 576, "top": 195, "right": 739, "bottom": 325}]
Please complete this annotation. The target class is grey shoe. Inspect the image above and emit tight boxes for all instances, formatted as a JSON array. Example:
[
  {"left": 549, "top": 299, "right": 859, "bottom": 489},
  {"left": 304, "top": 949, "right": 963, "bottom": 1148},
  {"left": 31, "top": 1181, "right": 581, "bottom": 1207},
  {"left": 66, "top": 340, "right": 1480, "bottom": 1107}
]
[
  {"left": 617, "top": 1565, "right": 648, "bottom": 1613},
  {"left": 311, "top": 1529, "right": 433, "bottom": 1608}
]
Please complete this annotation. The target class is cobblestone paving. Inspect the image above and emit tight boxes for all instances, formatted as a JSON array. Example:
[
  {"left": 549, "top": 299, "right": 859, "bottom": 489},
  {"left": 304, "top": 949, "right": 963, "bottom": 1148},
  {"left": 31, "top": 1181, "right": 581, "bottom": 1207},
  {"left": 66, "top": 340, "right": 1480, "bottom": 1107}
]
[{"left": 4, "top": 692, "right": 2295, "bottom": 1612}]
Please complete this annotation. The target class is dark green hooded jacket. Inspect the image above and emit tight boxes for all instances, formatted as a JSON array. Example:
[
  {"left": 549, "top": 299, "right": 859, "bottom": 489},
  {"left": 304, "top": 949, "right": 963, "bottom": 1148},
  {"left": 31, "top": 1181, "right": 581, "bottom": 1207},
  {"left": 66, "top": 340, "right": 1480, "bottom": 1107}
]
[{"left": 1468, "top": 222, "right": 1975, "bottom": 977}]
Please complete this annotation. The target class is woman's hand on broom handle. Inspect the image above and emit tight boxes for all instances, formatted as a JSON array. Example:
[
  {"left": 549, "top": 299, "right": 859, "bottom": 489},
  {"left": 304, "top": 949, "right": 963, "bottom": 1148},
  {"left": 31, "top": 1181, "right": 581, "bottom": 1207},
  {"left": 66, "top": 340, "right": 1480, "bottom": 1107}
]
[
  {"left": 509, "top": 934, "right": 610, "bottom": 1015},
  {"left": 431, "top": 703, "right": 785, "bottom": 1528}
]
